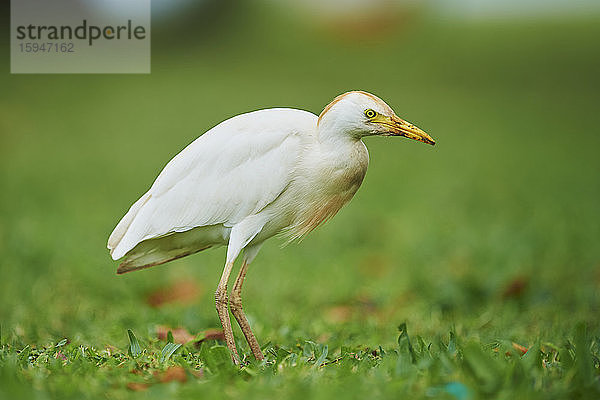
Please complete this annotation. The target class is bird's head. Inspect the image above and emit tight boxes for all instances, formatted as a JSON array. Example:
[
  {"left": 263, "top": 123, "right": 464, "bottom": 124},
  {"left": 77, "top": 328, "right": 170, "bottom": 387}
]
[{"left": 317, "top": 91, "right": 435, "bottom": 145}]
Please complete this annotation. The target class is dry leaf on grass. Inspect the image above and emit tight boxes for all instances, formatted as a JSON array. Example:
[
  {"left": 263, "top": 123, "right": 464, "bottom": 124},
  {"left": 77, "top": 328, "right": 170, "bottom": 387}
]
[
  {"left": 196, "top": 329, "right": 225, "bottom": 344},
  {"left": 157, "top": 325, "right": 225, "bottom": 345},
  {"left": 127, "top": 367, "right": 202, "bottom": 391},
  {"left": 154, "top": 366, "right": 187, "bottom": 383},
  {"left": 126, "top": 382, "right": 150, "bottom": 391},
  {"left": 493, "top": 342, "right": 529, "bottom": 356},
  {"left": 156, "top": 326, "right": 196, "bottom": 344},
  {"left": 324, "top": 296, "right": 378, "bottom": 323},
  {"left": 146, "top": 280, "right": 201, "bottom": 307},
  {"left": 511, "top": 342, "right": 529, "bottom": 355},
  {"left": 502, "top": 276, "right": 529, "bottom": 299},
  {"left": 325, "top": 305, "right": 353, "bottom": 323}
]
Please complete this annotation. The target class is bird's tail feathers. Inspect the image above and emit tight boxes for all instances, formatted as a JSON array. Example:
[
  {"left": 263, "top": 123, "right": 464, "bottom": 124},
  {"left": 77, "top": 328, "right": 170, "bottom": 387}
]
[
  {"left": 117, "top": 245, "right": 210, "bottom": 274},
  {"left": 114, "top": 225, "right": 226, "bottom": 274}
]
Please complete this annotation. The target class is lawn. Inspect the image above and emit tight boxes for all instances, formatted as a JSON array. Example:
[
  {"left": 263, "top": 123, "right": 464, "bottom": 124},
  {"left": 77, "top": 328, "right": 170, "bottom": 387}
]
[{"left": 1, "top": 7, "right": 599, "bottom": 399}]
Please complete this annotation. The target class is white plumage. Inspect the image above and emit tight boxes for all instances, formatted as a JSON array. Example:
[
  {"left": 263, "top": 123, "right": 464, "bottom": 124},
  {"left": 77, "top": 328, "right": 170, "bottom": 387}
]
[
  {"left": 108, "top": 109, "right": 315, "bottom": 266},
  {"left": 107, "top": 90, "right": 434, "bottom": 363}
]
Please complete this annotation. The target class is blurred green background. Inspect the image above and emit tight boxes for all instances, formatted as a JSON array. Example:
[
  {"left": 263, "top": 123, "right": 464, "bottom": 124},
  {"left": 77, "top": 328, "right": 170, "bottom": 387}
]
[{"left": 1, "top": 0, "right": 600, "bottom": 397}]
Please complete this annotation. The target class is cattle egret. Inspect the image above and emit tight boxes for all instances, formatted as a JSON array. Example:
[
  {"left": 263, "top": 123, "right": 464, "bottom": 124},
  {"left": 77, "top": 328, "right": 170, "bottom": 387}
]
[{"left": 107, "top": 91, "right": 435, "bottom": 364}]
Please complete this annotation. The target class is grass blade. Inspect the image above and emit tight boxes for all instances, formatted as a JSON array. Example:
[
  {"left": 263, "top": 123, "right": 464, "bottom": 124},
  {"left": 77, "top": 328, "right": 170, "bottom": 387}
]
[
  {"left": 160, "top": 342, "right": 182, "bottom": 363},
  {"left": 398, "top": 322, "right": 416, "bottom": 363},
  {"left": 127, "top": 329, "right": 142, "bottom": 359},
  {"left": 314, "top": 345, "right": 328, "bottom": 368}
]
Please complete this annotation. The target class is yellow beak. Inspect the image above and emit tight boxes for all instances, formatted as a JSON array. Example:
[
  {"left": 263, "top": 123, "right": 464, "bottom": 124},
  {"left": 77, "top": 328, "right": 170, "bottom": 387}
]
[{"left": 377, "top": 114, "right": 435, "bottom": 146}]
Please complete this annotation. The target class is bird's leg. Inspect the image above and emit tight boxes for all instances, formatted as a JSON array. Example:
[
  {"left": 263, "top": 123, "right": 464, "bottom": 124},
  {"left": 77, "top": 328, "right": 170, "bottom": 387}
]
[
  {"left": 215, "top": 260, "right": 240, "bottom": 364},
  {"left": 229, "top": 259, "right": 264, "bottom": 361}
]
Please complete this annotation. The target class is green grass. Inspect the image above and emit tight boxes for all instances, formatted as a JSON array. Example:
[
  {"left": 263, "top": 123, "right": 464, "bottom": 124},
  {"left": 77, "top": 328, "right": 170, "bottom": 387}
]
[{"left": 1, "top": 9, "right": 600, "bottom": 399}]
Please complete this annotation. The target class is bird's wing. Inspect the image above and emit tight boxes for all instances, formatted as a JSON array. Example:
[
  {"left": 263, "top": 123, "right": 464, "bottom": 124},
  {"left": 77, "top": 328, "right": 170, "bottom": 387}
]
[{"left": 108, "top": 108, "right": 317, "bottom": 260}]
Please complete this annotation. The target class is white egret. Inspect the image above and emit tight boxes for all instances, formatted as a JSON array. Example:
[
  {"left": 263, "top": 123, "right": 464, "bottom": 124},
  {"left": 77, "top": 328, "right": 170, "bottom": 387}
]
[{"left": 107, "top": 91, "right": 435, "bottom": 364}]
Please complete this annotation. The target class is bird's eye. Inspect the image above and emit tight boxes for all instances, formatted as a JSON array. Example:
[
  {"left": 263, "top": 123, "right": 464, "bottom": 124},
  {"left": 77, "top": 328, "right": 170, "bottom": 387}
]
[{"left": 364, "top": 109, "right": 377, "bottom": 119}]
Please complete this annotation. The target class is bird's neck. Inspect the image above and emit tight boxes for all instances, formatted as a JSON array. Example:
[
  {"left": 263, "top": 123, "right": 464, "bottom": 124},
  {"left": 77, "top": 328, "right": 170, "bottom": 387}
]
[
  {"left": 314, "top": 125, "right": 370, "bottom": 178},
  {"left": 316, "top": 122, "right": 363, "bottom": 148}
]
